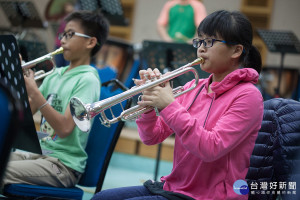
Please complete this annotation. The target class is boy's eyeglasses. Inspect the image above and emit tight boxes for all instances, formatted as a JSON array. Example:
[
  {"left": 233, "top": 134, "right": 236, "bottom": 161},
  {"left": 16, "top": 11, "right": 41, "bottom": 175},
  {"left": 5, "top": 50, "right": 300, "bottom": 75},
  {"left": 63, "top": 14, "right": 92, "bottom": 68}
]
[
  {"left": 58, "top": 31, "right": 92, "bottom": 40},
  {"left": 58, "top": 31, "right": 100, "bottom": 46},
  {"left": 192, "top": 38, "right": 227, "bottom": 48}
]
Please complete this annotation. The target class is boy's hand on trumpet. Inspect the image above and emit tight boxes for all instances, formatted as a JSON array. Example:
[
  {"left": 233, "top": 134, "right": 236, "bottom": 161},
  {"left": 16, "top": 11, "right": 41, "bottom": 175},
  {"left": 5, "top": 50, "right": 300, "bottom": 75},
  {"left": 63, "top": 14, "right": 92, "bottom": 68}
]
[
  {"left": 23, "top": 68, "right": 39, "bottom": 103},
  {"left": 19, "top": 54, "right": 39, "bottom": 103},
  {"left": 133, "top": 68, "right": 175, "bottom": 111}
]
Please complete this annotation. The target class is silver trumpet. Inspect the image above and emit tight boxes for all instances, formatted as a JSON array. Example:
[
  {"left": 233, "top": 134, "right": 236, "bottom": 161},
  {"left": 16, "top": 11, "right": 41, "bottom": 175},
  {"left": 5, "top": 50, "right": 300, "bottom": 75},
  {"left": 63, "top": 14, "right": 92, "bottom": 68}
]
[
  {"left": 70, "top": 57, "right": 204, "bottom": 132},
  {"left": 22, "top": 47, "right": 64, "bottom": 81}
]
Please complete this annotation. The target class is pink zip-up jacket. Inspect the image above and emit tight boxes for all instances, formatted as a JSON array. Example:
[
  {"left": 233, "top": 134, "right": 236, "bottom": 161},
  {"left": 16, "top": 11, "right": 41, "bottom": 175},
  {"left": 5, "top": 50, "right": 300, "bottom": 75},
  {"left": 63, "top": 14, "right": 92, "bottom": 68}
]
[{"left": 136, "top": 68, "right": 264, "bottom": 200}]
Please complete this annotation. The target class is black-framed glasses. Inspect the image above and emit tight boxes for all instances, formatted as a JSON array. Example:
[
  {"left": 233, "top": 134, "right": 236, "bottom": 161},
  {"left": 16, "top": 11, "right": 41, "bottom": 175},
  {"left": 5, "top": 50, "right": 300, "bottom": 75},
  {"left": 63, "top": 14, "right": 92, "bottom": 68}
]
[
  {"left": 192, "top": 38, "right": 227, "bottom": 48},
  {"left": 58, "top": 31, "right": 92, "bottom": 40},
  {"left": 58, "top": 31, "right": 100, "bottom": 46}
]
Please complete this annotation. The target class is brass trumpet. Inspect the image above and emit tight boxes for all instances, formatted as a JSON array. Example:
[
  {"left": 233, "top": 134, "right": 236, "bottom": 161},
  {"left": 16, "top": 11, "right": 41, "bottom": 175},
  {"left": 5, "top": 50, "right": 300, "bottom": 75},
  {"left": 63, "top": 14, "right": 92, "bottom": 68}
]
[
  {"left": 70, "top": 57, "right": 204, "bottom": 132},
  {"left": 22, "top": 47, "right": 64, "bottom": 81}
]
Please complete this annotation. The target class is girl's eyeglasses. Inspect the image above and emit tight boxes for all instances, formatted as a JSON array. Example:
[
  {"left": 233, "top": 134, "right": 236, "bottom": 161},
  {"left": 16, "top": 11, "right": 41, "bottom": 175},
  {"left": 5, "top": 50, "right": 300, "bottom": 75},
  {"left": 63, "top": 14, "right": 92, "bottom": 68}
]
[{"left": 192, "top": 38, "right": 227, "bottom": 48}]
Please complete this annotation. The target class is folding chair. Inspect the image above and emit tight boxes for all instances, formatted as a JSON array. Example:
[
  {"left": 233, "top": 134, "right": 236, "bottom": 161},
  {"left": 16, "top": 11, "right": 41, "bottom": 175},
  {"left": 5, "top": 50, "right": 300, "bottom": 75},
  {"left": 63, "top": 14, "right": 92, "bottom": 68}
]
[{"left": 3, "top": 79, "right": 131, "bottom": 199}]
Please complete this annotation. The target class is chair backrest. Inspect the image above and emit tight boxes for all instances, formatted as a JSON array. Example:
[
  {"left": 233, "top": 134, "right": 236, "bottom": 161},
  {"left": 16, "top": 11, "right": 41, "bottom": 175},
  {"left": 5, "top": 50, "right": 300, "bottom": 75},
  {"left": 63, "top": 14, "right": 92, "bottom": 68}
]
[
  {"left": 0, "top": 80, "right": 23, "bottom": 184},
  {"left": 123, "top": 59, "right": 141, "bottom": 89},
  {"left": 272, "top": 98, "right": 300, "bottom": 200},
  {"left": 246, "top": 98, "right": 300, "bottom": 200},
  {"left": 246, "top": 98, "right": 278, "bottom": 200},
  {"left": 78, "top": 79, "right": 131, "bottom": 193}
]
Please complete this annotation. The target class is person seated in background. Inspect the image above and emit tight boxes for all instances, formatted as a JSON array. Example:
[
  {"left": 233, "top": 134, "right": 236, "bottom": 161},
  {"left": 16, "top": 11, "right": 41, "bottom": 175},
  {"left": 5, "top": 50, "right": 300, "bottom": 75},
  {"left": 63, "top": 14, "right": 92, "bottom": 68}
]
[
  {"left": 92, "top": 10, "right": 263, "bottom": 200},
  {"left": 157, "top": 0, "right": 207, "bottom": 43},
  {"left": 45, "top": 0, "right": 77, "bottom": 67},
  {"left": 2, "top": 10, "right": 109, "bottom": 189}
]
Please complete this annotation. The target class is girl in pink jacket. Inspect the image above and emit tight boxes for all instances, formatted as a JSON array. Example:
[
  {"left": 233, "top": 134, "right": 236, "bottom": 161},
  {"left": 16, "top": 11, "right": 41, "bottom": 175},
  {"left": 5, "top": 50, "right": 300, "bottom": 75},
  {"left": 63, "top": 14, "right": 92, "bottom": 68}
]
[{"left": 92, "top": 10, "right": 264, "bottom": 200}]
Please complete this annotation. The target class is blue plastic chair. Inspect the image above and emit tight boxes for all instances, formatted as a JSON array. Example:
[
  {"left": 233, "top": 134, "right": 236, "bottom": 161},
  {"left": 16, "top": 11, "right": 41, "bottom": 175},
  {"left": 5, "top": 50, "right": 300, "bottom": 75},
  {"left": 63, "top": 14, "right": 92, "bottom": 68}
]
[
  {"left": 0, "top": 80, "right": 23, "bottom": 186},
  {"left": 3, "top": 79, "right": 131, "bottom": 199}
]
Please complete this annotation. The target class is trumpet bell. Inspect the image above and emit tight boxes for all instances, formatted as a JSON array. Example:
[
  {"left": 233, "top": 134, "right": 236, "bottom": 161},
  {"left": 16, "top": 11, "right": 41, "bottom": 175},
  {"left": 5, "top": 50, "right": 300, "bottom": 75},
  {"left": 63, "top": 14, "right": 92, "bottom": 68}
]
[{"left": 70, "top": 97, "right": 91, "bottom": 132}]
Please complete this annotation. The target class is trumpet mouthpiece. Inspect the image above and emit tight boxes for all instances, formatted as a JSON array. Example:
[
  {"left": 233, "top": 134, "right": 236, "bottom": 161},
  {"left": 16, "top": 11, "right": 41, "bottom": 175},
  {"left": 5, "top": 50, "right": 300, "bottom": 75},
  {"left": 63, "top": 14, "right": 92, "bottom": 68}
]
[
  {"left": 51, "top": 47, "right": 64, "bottom": 56},
  {"left": 191, "top": 57, "right": 204, "bottom": 66}
]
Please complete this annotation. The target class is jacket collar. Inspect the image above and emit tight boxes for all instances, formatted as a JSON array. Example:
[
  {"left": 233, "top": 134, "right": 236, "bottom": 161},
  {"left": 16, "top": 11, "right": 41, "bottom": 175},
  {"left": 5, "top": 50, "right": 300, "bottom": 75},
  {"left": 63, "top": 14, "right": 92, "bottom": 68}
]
[{"left": 205, "top": 68, "right": 259, "bottom": 98}]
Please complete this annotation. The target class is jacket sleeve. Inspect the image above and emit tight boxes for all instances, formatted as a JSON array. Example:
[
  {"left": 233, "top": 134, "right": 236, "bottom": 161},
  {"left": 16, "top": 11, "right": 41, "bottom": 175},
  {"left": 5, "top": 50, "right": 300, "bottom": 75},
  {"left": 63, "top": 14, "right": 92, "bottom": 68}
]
[
  {"left": 136, "top": 109, "right": 175, "bottom": 145},
  {"left": 159, "top": 87, "right": 264, "bottom": 162},
  {"left": 136, "top": 80, "right": 201, "bottom": 145}
]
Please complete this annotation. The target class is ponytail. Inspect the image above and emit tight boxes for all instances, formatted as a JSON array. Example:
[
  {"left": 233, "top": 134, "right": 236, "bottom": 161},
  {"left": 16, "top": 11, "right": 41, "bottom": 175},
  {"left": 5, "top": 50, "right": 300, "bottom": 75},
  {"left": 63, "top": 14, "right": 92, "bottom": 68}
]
[{"left": 243, "top": 45, "right": 262, "bottom": 74}]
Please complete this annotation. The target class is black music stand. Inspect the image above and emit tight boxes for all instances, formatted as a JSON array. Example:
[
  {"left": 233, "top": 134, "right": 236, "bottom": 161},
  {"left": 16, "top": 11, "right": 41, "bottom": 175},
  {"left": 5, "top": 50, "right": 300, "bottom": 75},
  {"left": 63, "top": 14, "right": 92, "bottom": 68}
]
[
  {"left": 18, "top": 40, "right": 48, "bottom": 62},
  {"left": 78, "top": 0, "right": 128, "bottom": 26},
  {"left": 141, "top": 40, "right": 210, "bottom": 181},
  {"left": 141, "top": 40, "right": 210, "bottom": 88},
  {"left": 0, "top": 35, "right": 41, "bottom": 154},
  {"left": 257, "top": 30, "right": 300, "bottom": 97},
  {"left": 0, "top": 1, "right": 45, "bottom": 28}
]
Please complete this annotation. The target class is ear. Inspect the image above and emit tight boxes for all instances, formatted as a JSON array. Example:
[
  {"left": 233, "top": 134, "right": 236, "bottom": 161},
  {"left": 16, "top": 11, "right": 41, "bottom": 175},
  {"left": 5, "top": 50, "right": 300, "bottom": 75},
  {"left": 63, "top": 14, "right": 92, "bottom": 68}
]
[
  {"left": 86, "top": 37, "right": 98, "bottom": 49},
  {"left": 231, "top": 44, "right": 244, "bottom": 59}
]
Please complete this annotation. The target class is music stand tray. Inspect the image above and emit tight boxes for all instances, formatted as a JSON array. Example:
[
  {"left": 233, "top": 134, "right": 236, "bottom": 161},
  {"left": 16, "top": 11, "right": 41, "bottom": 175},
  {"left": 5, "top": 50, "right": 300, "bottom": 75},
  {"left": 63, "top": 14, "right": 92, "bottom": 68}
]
[{"left": 257, "top": 30, "right": 300, "bottom": 97}]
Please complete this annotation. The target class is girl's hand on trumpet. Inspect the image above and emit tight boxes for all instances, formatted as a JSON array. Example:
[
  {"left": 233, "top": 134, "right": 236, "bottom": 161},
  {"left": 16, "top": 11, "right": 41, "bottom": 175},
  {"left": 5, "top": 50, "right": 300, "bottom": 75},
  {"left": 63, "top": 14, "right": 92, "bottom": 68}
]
[
  {"left": 134, "top": 68, "right": 175, "bottom": 111},
  {"left": 134, "top": 68, "right": 162, "bottom": 86}
]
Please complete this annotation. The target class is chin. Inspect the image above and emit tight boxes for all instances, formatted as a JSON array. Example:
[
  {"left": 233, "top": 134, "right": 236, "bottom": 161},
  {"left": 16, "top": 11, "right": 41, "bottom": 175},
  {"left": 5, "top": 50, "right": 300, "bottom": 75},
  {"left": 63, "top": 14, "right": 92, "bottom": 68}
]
[
  {"left": 200, "top": 64, "right": 210, "bottom": 73},
  {"left": 63, "top": 53, "right": 70, "bottom": 61}
]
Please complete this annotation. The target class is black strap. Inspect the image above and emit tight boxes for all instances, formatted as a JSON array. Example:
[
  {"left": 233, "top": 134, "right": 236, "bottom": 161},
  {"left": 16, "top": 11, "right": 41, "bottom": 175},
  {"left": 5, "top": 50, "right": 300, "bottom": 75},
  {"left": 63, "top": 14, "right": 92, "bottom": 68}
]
[
  {"left": 144, "top": 180, "right": 195, "bottom": 200},
  {"left": 187, "top": 84, "right": 205, "bottom": 111}
]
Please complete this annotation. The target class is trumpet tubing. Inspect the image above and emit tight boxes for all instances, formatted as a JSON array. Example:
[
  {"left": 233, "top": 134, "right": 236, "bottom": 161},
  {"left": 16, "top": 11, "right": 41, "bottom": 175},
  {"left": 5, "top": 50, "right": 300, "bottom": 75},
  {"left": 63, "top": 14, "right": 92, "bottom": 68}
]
[
  {"left": 22, "top": 47, "right": 63, "bottom": 81},
  {"left": 70, "top": 57, "right": 204, "bottom": 132}
]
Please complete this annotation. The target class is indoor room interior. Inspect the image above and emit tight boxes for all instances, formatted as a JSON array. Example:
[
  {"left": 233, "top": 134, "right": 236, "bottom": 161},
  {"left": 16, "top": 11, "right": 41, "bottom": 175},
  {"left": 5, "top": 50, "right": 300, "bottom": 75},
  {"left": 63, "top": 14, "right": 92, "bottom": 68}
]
[{"left": 0, "top": 0, "right": 300, "bottom": 199}]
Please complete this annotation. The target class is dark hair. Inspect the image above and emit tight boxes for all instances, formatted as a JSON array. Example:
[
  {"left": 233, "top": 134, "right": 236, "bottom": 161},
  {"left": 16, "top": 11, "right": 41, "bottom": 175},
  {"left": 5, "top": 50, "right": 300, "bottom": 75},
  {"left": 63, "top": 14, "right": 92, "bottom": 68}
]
[
  {"left": 197, "top": 10, "right": 262, "bottom": 74},
  {"left": 65, "top": 10, "right": 109, "bottom": 56}
]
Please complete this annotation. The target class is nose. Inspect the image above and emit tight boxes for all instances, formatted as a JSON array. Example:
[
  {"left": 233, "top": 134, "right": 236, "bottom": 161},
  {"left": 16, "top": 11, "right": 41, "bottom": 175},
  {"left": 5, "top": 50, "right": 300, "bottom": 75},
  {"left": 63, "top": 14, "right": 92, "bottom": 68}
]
[
  {"left": 197, "top": 42, "right": 206, "bottom": 53},
  {"left": 60, "top": 37, "right": 66, "bottom": 45}
]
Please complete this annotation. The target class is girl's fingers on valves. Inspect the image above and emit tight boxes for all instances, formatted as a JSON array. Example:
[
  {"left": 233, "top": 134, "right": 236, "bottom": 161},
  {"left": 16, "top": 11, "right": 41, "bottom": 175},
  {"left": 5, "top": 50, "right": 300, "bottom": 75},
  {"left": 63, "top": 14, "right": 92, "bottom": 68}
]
[
  {"left": 153, "top": 68, "right": 162, "bottom": 79},
  {"left": 133, "top": 78, "right": 143, "bottom": 86},
  {"left": 139, "top": 70, "right": 147, "bottom": 78}
]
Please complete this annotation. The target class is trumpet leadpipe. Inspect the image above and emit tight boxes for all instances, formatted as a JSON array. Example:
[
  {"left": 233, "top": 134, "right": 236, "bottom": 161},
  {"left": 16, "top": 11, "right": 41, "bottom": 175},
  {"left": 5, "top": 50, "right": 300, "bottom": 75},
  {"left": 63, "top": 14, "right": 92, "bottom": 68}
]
[
  {"left": 22, "top": 47, "right": 63, "bottom": 80},
  {"left": 22, "top": 47, "right": 63, "bottom": 69}
]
